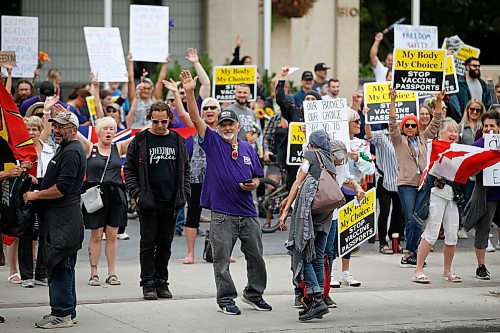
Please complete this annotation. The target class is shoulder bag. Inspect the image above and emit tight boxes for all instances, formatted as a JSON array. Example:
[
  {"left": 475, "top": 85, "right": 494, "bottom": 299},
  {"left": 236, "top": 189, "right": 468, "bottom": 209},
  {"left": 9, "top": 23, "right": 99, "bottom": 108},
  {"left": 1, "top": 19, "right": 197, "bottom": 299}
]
[
  {"left": 311, "top": 150, "right": 346, "bottom": 215},
  {"left": 81, "top": 148, "right": 111, "bottom": 213}
]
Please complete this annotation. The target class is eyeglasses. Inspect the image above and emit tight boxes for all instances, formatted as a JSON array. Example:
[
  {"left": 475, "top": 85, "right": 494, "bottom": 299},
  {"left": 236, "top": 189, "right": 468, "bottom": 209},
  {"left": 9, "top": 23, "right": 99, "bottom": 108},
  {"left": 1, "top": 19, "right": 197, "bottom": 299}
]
[
  {"left": 469, "top": 107, "right": 482, "bottom": 113},
  {"left": 351, "top": 119, "right": 361, "bottom": 124},
  {"left": 35, "top": 113, "right": 44, "bottom": 118},
  {"left": 404, "top": 123, "right": 418, "bottom": 129},
  {"left": 232, "top": 143, "right": 238, "bottom": 160},
  {"left": 469, "top": 64, "right": 480, "bottom": 68},
  {"left": 203, "top": 106, "right": 218, "bottom": 111},
  {"left": 52, "top": 124, "right": 73, "bottom": 130},
  {"left": 151, "top": 119, "right": 169, "bottom": 125}
]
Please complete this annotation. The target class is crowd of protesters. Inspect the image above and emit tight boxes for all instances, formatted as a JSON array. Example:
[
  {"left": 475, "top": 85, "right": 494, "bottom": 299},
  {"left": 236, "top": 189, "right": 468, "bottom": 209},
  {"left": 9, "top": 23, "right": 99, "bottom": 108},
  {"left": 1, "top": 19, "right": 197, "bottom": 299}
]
[{"left": 0, "top": 28, "right": 500, "bottom": 328}]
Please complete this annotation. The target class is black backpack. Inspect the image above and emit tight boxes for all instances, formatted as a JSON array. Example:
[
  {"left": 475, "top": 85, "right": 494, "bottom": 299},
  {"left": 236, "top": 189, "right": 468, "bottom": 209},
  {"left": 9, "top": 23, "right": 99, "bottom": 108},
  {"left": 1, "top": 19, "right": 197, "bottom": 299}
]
[
  {"left": 0, "top": 172, "right": 34, "bottom": 237},
  {"left": 202, "top": 229, "right": 214, "bottom": 263}
]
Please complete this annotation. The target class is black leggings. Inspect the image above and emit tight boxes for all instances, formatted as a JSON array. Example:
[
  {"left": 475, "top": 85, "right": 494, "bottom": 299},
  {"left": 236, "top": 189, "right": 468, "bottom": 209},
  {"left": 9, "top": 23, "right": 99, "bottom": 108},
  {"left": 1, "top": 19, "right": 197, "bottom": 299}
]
[
  {"left": 185, "top": 183, "right": 203, "bottom": 229},
  {"left": 376, "top": 177, "right": 404, "bottom": 246}
]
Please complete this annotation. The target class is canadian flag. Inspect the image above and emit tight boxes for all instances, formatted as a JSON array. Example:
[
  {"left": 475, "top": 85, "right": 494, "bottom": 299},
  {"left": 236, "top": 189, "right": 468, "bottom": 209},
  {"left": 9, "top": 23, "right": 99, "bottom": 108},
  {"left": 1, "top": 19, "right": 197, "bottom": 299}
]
[{"left": 418, "top": 140, "right": 500, "bottom": 188}]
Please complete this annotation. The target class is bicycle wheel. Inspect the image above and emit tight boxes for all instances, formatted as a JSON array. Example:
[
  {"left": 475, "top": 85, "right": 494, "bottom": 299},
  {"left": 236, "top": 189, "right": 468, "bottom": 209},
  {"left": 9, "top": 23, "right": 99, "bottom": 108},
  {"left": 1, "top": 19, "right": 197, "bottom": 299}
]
[{"left": 258, "top": 178, "right": 287, "bottom": 233}]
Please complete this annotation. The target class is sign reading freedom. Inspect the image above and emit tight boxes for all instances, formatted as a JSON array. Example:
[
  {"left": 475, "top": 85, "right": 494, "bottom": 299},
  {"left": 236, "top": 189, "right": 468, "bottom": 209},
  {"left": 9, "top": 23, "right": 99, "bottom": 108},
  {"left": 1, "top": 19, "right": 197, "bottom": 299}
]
[{"left": 338, "top": 188, "right": 376, "bottom": 257}]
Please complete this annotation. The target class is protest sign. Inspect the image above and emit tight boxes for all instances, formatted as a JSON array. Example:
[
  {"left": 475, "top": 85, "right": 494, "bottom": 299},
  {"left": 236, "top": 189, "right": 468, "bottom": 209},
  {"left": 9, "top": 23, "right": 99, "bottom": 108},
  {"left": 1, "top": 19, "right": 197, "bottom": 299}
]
[
  {"left": 442, "top": 37, "right": 480, "bottom": 77},
  {"left": 364, "top": 82, "right": 418, "bottom": 124},
  {"left": 392, "top": 49, "right": 446, "bottom": 93},
  {"left": 213, "top": 65, "right": 257, "bottom": 102},
  {"left": 86, "top": 96, "right": 97, "bottom": 126},
  {"left": 338, "top": 188, "right": 376, "bottom": 257},
  {"left": 286, "top": 122, "right": 305, "bottom": 165},
  {"left": 1, "top": 16, "right": 38, "bottom": 78},
  {"left": 483, "top": 134, "right": 500, "bottom": 186},
  {"left": 393, "top": 24, "right": 438, "bottom": 49},
  {"left": 303, "top": 98, "right": 350, "bottom": 147},
  {"left": 0, "top": 51, "right": 16, "bottom": 67},
  {"left": 129, "top": 5, "right": 169, "bottom": 63},
  {"left": 444, "top": 55, "right": 459, "bottom": 94},
  {"left": 83, "top": 27, "right": 128, "bottom": 82}
]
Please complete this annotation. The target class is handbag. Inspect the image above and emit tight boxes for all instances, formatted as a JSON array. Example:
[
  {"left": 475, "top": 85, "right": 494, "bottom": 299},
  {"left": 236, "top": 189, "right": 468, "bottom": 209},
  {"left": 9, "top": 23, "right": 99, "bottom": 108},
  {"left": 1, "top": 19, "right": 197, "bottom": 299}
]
[
  {"left": 81, "top": 148, "right": 111, "bottom": 214},
  {"left": 311, "top": 151, "right": 346, "bottom": 215}
]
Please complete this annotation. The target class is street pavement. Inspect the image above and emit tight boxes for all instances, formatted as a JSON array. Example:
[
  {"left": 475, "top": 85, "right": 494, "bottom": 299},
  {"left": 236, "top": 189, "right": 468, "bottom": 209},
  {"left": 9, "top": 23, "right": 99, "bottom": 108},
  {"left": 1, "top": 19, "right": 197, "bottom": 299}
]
[{"left": 1, "top": 216, "right": 499, "bottom": 332}]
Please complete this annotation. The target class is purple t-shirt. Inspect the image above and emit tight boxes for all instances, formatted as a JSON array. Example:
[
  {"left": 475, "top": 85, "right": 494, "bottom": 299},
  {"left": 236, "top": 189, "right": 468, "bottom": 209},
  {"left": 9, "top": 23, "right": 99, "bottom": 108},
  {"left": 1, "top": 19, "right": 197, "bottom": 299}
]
[
  {"left": 199, "top": 127, "right": 264, "bottom": 217},
  {"left": 473, "top": 137, "right": 500, "bottom": 201}
]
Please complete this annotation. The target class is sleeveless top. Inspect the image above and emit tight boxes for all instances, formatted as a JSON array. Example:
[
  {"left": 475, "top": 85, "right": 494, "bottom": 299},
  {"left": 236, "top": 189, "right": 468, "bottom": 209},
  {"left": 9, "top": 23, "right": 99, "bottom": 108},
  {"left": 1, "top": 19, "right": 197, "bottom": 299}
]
[
  {"left": 132, "top": 97, "right": 154, "bottom": 129},
  {"left": 86, "top": 144, "right": 123, "bottom": 186}
]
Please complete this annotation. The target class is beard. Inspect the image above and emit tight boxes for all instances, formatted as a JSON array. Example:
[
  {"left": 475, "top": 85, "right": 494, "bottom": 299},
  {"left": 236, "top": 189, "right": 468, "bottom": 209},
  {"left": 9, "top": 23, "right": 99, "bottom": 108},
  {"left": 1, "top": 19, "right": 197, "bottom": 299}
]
[
  {"left": 222, "top": 132, "right": 235, "bottom": 141},
  {"left": 469, "top": 68, "right": 480, "bottom": 79}
]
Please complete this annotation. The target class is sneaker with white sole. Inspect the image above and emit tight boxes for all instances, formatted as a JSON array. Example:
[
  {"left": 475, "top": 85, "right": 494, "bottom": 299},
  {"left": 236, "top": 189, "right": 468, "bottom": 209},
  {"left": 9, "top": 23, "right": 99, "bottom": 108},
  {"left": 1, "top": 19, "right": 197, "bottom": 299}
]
[
  {"left": 218, "top": 304, "right": 241, "bottom": 315},
  {"left": 21, "top": 279, "right": 35, "bottom": 288},
  {"left": 35, "top": 278, "right": 48, "bottom": 286},
  {"left": 486, "top": 239, "right": 495, "bottom": 252},
  {"left": 341, "top": 271, "right": 361, "bottom": 287},
  {"left": 35, "top": 315, "right": 73, "bottom": 329},
  {"left": 457, "top": 229, "right": 468, "bottom": 239},
  {"left": 241, "top": 295, "right": 272, "bottom": 311},
  {"left": 117, "top": 232, "right": 130, "bottom": 240},
  {"left": 330, "top": 277, "right": 341, "bottom": 288}
]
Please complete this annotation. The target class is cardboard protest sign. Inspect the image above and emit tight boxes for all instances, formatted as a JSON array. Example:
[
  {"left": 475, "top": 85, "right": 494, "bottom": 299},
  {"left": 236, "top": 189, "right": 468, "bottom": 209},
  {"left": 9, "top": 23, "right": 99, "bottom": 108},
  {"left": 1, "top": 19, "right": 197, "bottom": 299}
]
[
  {"left": 483, "top": 134, "right": 500, "bottom": 186},
  {"left": 0, "top": 51, "right": 16, "bottom": 67},
  {"left": 213, "top": 66, "right": 257, "bottom": 102},
  {"left": 83, "top": 27, "right": 128, "bottom": 82},
  {"left": 1, "top": 16, "right": 38, "bottom": 78},
  {"left": 444, "top": 55, "right": 459, "bottom": 94},
  {"left": 303, "top": 98, "right": 350, "bottom": 147},
  {"left": 129, "top": 5, "right": 169, "bottom": 63},
  {"left": 338, "top": 188, "right": 376, "bottom": 257},
  {"left": 394, "top": 24, "right": 438, "bottom": 49},
  {"left": 442, "top": 37, "right": 480, "bottom": 77},
  {"left": 286, "top": 122, "right": 305, "bottom": 165},
  {"left": 364, "top": 82, "right": 418, "bottom": 124},
  {"left": 392, "top": 49, "right": 446, "bottom": 93}
]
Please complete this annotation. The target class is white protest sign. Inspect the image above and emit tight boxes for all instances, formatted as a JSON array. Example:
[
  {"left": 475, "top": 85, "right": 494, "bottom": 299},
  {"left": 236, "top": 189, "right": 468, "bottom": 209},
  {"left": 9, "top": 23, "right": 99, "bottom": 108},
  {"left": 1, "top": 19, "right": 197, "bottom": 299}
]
[
  {"left": 303, "top": 98, "right": 350, "bottom": 147},
  {"left": 83, "top": 27, "right": 128, "bottom": 82},
  {"left": 1, "top": 16, "right": 38, "bottom": 78},
  {"left": 483, "top": 134, "right": 500, "bottom": 186},
  {"left": 394, "top": 24, "right": 438, "bottom": 49},
  {"left": 129, "top": 5, "right": 169, "bottom": 63}
]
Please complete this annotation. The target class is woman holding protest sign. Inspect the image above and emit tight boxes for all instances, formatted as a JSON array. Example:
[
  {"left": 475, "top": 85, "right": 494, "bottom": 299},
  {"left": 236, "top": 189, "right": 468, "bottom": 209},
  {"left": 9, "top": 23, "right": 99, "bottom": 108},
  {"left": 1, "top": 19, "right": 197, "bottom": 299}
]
[{"left": 388, "top": 88, "right": 443, "bottom": 268}]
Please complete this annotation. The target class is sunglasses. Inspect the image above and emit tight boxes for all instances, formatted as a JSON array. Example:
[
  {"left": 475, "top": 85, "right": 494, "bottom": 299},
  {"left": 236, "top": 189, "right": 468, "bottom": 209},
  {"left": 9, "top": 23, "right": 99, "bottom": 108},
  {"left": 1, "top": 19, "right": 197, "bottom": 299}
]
[
  {"left": 232, "top": 143, "right": 238, "bottom": 160},
  {"left": 152, "top": 119, "right": 169, "bottom": 125},
  {"left": 469, "top": 107, "right": 482, "bottom": 113},
  {"left": 351, "top": 119, "right": 361, "bottom": 124},
  {"left": 469, "top": 64, "right": 480, "bottom": 68},
  {"left": 106, "top": 109, "right": 119, "bottom": 113},
  {"left": 203, "top": 106, "right": 218, "bottom": 111},
  {"left": 404, "top": 123, "right": 418, "bottom": 129}
]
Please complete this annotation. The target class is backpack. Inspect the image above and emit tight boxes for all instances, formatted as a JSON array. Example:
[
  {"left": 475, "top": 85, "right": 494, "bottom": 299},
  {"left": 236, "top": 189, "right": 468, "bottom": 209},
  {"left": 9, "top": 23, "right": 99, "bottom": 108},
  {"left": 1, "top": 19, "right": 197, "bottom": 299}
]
[
  {"left": 202, "top": 229, "right": 214, "bottom": 263},
  {"left": 0, "top": 172, "right": 35, "bottom": 237}
]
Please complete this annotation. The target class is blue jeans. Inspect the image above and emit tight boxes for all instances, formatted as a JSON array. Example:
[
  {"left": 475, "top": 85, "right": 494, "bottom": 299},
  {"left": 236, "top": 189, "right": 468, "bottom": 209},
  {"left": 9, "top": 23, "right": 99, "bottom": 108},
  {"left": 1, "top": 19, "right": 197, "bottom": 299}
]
[
  {"left": 49, "top": 253, "right": 77, "bottom": 318},
  {"left": 175, "top": 207, "right": 185, "bottom": 233},
  {"left": 398, "top": 185, "right": 426, "bottom": 255},
  {"left": 325, "top": 219, "right": 337, "bottom": 278},
  {"left": 303, "top": 231, "right": 328, "bottom": 294}
]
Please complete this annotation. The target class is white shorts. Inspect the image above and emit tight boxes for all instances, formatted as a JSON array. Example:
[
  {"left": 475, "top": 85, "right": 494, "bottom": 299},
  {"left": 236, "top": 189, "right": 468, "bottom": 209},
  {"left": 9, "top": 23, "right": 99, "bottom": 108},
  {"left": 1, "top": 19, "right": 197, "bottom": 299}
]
[{"left": 422, "top": 193, "right": 459, "bottom": 246}]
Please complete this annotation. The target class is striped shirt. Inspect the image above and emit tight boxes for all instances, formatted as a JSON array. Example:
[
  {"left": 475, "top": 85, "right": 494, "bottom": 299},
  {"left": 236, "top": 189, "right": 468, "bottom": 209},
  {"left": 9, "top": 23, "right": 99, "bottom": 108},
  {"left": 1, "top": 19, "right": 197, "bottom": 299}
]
[{"left": 368, "top": 129, "right": 399, "bottom": 192}]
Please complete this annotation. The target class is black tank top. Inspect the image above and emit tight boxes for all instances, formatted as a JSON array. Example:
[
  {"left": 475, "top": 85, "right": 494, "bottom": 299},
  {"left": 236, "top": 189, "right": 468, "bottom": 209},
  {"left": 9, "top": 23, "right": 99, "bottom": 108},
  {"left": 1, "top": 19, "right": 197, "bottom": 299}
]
[{"left": 86, "top": 144, "right": 123, "bottom": 186}]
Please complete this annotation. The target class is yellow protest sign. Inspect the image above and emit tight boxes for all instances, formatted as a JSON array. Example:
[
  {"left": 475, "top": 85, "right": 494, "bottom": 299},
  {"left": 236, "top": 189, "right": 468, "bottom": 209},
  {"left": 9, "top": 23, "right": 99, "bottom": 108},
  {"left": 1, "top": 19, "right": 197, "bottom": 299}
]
[
  {"left": 213, "top": 65, "right": 257, "bottom": 102},
  {"left": 286, "top": 122, "right": 305, "bottom": 165},
  {"left": 86, "top": 96, "right": 97, "bottom": 126},
  {"left": 444, "top": 55, "right": 459, "bottom": 94}
]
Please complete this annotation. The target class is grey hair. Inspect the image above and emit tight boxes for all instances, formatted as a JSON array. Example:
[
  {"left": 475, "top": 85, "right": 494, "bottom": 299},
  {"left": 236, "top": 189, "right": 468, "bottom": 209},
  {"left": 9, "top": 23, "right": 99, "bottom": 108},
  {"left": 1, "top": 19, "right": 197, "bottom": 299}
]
[
  {"left": 348, "top": 108, "right": 360, "bottom": 122},
  {"left": 438, "top": 117, "right": 458, "bottom": 140}
]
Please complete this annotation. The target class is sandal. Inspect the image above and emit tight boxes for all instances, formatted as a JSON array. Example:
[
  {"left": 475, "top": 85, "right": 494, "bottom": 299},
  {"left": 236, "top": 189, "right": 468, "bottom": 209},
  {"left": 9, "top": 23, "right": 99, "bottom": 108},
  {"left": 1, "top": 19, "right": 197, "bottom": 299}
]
[
  {"left": 182, "top": 257, "right": 194, "bottom": 265},
  {"left": 412, "top": 273, "right": 431, "bottom": 284},
  {"left": 379, "top": 245, "right": 394, "bottom": 255},
  {"left": 8, "top": 273, "right": 21, "bottom": 284},
  {"left": 105, "top": 274, "right": 121, "bottom": 285},
  {"left": 443, "top": 272, "right": 462, "bottom": 283},
  {"left": 88, "top": 275, "right": 101, "bottom": 286}
]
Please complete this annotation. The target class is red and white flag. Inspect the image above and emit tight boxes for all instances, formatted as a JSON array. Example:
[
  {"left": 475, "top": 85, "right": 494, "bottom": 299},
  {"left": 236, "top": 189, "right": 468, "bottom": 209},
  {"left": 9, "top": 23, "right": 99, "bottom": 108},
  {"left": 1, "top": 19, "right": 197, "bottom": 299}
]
[{"left": 419, "top": 140, "right": 500, "bottom": 188}]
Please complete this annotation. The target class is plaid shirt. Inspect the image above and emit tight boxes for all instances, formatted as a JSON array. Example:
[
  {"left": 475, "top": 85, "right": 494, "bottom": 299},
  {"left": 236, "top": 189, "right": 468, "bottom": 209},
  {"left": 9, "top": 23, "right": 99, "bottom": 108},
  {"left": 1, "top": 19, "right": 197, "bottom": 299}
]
[{"left": 263, "top": 114, "right": 281, "bottom": 153}]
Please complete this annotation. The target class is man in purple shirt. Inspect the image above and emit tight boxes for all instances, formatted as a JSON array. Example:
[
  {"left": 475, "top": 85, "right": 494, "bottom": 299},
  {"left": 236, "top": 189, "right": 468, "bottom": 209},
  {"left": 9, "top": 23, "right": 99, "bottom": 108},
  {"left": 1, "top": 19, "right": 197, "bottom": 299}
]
[{"left": 181, "top": 69, "right": 271, "bottom": 316}]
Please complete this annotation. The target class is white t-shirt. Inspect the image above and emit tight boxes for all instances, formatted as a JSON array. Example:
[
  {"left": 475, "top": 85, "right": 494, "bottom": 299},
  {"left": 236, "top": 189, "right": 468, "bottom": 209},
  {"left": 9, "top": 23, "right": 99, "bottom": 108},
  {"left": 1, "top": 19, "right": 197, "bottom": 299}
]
[
  {"left": 373, "top": 59, "right": 388, "bottom": 82},
  {"left": 466, "top": 78, "right": 483, "bottom": 101}
]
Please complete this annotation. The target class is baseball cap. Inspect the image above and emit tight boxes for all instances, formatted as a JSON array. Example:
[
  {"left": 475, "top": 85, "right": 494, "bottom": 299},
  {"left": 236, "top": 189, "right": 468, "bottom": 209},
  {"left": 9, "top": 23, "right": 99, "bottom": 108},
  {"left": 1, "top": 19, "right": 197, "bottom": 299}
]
[
  {"left": 39, "top": 81, "right": 55, "bottom": 96},
  {"left": 49, "top": 111, "right": 79, "bottom": 127},
  {"left": 106, "top": 103, "right": 121, "bottom": 111},
  {"left": 314, "top": 63, "right": 330, "bottom": 71},
  {"left": 301, "top": 71, "right": 314, "bottom": 80},
  {"left": 218, "top": 109, "right": 239, "bottom": 125}
]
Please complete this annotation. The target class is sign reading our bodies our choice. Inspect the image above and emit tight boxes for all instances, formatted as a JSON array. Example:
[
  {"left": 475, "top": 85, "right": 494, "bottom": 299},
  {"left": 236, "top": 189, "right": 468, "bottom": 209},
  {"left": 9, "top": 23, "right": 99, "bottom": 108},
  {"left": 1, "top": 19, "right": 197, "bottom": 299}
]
[
  {"left": 83, "top": 27, "right": 128, "bottom": 82},
  {"left": 393, "top": 24, "right": 438, "bottom": 49},
  {"left": 129, "top": 5, "right": 169, "bottom": 63},
  {"left": 392, "top": 49, "right": 446, "bottom": 93},
  {"left": 286, "top": 122, "right": 305, "bottom": 166},
  {"left": 213, "top": 65, "right": 257, "bottom": 102},
  {"left": 303, "top": 98, "right": 350, "bottom": 147},
  {"left": 338, "top": 188, "right": 376, "bottom": 257},
  {"left": 363, "top": 82, "right": 418, "bottom": 124},
  {"left": 483, "top": 134, "right": 500, "bottom": 186},
  {"left": 1, "top": 16, "right": 38, "bottom": 78}
]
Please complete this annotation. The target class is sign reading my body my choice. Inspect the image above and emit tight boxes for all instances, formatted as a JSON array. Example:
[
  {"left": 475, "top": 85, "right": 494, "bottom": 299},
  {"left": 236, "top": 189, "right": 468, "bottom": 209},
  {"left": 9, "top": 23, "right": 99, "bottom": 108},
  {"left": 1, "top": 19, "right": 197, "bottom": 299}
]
[
  {"left": 286, "top": 122, "right": 305, "bottom": 166},
  {"left": 364, "top": 82, "right": 418, "bottom": 124},
  {"left": 213, "top": 65, "right": 257, "bottom": 102},
  {"left": 303, "top": 98, "right": 350, "bottom": 147},
  {"left": 444, "top": 55, "right": 459, "bottom": 94}
]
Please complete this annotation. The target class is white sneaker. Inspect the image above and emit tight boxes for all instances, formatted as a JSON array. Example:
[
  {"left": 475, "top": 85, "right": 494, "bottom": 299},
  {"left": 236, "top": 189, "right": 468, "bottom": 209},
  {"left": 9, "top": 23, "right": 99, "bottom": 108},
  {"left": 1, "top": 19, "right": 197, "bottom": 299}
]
[
  {"left": 341, "top": 271, "right": 361, "bottom": 287},
  {"left": 21, "top": 279, "right": 35, "bottom": 288},
  {"left": 330, "top": 277, "right": 341, "bottom": 288},
  {"left": 457, "top": 229, "right": 468, "bottom": 239},
  {"left": 486, "top": 239, "right": 495, "bottom": 252},
  {"left": 117, "top": 232, "right": 130, "bottom": 240}
]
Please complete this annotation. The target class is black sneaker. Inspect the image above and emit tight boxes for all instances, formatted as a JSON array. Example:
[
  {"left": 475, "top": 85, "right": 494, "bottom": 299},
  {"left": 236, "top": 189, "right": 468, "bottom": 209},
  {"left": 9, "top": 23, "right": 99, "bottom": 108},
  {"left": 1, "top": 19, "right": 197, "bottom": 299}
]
[
  {"left": 476, "top": 265, "right": 491, "bottom": 280},
  {"left": 241, "top": 295, "right": 272, "bottom": 311},
  {"left": 324, "top": 295, "right": 337, "bottom": 308},
  {"left": 299, "top": 296, "right": 329, "bottom": 321},
  {"left": 156, "top": 280, "right": 172, "bottom": 298},
  {"left": 142, "top": 282, "right": 158, "bottom": 300},
  {"left": 400, "top": 256, "right": 417, "bottom": 268},
  {"left": 218, "top": 304, "right": 241, "bottom": 315}
]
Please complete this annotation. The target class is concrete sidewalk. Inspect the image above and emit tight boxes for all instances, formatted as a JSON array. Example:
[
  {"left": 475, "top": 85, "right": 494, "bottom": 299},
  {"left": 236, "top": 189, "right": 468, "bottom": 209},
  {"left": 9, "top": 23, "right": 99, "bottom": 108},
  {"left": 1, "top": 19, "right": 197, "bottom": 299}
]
[{"left": 1, "top": 250, "right": 499, "bottom": 332}]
